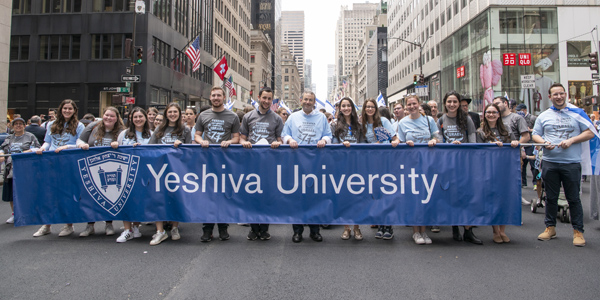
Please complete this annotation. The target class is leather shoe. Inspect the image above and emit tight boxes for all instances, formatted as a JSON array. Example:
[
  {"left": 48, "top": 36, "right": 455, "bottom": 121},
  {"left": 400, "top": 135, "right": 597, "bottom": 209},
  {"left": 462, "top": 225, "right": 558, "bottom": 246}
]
[
  {"left": 310, "top": 233, "right": 323, "bottom": 242},
  {"left": 292, "top": 233, "right": 302, "bottom": 243},
  {"left": 452, "top": 226, "right": 463, "bottom": 241},
  {"left": 463, "top": 228, "right": 483, "bottom": 245}
]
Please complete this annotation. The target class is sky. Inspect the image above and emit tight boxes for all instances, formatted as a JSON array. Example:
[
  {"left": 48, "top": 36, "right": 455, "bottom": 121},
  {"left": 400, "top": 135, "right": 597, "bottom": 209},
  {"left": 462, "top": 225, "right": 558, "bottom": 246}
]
[{"left": 281, "top": 0, "right": 378, "bottom": 100}]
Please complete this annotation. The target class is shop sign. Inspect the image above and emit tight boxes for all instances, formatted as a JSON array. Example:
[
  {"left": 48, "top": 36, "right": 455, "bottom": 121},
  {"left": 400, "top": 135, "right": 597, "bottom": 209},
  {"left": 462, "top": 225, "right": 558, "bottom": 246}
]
[
  {"left": 518, "top": 53, "right": 531, "bottom": 66},
  {"left": 456, "top": 66, "right": 465, "bottom": 78},
  {"left": 503, "top": 53, "right": 516, "bottom": 66},
  {"left": 521, "top": 74, "right": 535, "bottom": 89}
]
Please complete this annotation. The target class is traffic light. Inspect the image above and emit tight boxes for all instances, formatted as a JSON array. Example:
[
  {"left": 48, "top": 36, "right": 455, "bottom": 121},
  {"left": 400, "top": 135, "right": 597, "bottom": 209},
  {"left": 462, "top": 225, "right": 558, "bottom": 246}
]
[
  {"left": 419, "top": 74, "right": 425, "bottom": 84},
  {"left": 413, "top": 75, "right": 418, "bottom": 85},
  {"left": 136, "top": 47, "right": 143, "bottom": 65},
  {"left": 589, "top": 52, "right": 598, "bottom": 72}
]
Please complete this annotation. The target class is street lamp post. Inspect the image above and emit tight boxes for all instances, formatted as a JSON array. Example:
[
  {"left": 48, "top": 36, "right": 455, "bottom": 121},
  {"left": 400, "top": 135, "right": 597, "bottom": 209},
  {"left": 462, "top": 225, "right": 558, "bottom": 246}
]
[{"left": 388, "top": 35, "right": 432, "bottom": 80}]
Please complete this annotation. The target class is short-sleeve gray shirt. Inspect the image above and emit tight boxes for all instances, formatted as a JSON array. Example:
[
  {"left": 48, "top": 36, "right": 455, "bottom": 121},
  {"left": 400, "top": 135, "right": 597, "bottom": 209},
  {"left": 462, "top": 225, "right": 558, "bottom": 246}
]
[
  {"left": 240, "top": 109, "right": 283, "bottom": 144},
  {"left": 501, "top": 113, "right": 529, "bottom": 141},
  {"left": 195, "top": 109, "right": 241, "bottom": 144}
]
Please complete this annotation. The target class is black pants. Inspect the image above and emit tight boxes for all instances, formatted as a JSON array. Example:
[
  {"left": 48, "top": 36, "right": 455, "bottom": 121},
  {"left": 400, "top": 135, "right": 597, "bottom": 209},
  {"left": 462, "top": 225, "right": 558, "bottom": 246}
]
[
  {"left": 542, "top": 161, "right": 584, "bottom": 232},
  {"left": 522, "top": 146, "right": 536, "bottom": 185},
  {"left": 203, "top": 223, "right": 228, "bottom": 231},
  {"left": 292, "top": 224, "right": 320, "bottom": 235},
  {"left": 250, "top": 224, "right": 269, "bottom": 232}
]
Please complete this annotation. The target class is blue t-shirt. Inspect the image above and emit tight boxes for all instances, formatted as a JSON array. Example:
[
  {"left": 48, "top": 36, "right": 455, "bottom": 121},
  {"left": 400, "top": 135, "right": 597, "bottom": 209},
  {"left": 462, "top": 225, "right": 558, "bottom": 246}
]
[
  {"left": 532, "top": 109, "right": 588, "bottom": 163},
  {"left": 44, "top": 120, "right": 85, "bottom": 150},
  {"left": 118, "top": 129, "right": 152, "bottom": 146},
  {"left": 397, "top": 115, "right": 438, "bottom": 144},
  {"left": 365, "top": 117, "right": 397, "bottom": 144},
  {"left": 282, "top": 110, "right": 332, "bottom": 145}
]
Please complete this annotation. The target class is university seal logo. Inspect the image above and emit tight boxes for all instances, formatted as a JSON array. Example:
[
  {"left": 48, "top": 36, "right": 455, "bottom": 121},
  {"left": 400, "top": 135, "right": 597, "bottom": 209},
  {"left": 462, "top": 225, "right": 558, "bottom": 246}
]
[{"left": 77, "top": 151, "right": 140, "bottom": 216}]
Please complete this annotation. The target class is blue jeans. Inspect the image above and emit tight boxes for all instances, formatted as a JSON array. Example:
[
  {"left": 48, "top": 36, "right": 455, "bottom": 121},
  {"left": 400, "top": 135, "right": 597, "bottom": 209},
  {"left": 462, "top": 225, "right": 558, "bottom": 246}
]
[{"left": 541, "top": 161, "right": 584, "bottom": 232}]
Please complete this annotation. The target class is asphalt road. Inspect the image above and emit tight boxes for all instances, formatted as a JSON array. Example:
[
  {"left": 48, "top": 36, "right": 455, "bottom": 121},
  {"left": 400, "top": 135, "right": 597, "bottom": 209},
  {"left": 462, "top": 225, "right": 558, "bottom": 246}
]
[{"left": 0, "top": 175, "right": 599, "bottom": 300}]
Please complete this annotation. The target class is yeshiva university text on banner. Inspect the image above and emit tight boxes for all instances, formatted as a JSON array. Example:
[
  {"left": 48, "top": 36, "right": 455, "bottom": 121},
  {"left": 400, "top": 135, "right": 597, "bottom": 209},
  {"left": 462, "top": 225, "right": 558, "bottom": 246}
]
[{"left": 12, "top": 144, "right": 522, "bottom": 227}]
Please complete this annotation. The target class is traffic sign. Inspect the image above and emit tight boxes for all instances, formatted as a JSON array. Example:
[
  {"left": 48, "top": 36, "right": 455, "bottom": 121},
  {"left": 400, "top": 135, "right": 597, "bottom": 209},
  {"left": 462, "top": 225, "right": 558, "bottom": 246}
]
[
  {"left": 103, "top": 87, "right": 130, "bottom": 93},
  {"left": 125, "top": 97, "right": 135, "bottom": 104},
  {"left": 521, "top": 74, "right": 535, "bottom": 89},
  {"left": 592, "top": 73, "right": 599, "bottom": 79},
  {"left": 121, "top": 75, "right": 141, "bottom": 82},
  {"left": 593, "top": 79, "right": 600, "bottom": 85}
]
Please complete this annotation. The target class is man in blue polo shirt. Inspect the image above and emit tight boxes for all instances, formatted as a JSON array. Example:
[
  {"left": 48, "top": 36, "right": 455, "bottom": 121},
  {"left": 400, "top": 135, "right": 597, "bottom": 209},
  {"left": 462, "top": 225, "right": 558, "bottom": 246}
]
[
  {"left": 281, "top": 91, "right": 332, "bottom": 243},
  {"left": 532, "top": 83, "right": 594, "bottom": 247}
]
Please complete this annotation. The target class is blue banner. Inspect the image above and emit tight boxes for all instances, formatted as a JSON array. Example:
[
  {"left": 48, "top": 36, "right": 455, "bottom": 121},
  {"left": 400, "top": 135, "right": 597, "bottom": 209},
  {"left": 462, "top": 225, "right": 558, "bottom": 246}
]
[{"left": 12, "top": 144, "right": 522, "bottom": 226}]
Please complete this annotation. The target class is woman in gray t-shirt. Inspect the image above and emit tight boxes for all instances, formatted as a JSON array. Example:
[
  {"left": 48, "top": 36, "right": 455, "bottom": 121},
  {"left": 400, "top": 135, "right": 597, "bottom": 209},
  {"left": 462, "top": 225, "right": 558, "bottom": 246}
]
[
  {"left": 78, "top": 106, "right": 125, "bottom": 238},
  {"left": 148, "top": 103, "right": 191, "bottom": 246},
  {"left": 477, "top": 103, "right": 519, "bottom": 244}
]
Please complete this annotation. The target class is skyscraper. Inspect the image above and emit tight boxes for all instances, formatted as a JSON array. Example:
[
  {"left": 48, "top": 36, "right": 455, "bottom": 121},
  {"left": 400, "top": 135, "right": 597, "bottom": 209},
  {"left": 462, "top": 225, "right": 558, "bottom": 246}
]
[
  {"left": 304, "top": 59, "right": 312, "bottom": 91},
  {"left": 281, "top": 11, "right": 305, "bottom": 80}
]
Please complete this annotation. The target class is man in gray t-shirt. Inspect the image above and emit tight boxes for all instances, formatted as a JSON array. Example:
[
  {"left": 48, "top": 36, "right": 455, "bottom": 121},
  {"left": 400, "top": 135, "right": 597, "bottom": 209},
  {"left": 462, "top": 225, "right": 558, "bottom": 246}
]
[
  {"left": 240, "top": 87, "right": 283, "bottom": 241},
  {"left": 194, "top": 86, "right": 241, "bottom": 242},
  {"left": 492, "top": 97, "right": 530, "bottom": 142}
]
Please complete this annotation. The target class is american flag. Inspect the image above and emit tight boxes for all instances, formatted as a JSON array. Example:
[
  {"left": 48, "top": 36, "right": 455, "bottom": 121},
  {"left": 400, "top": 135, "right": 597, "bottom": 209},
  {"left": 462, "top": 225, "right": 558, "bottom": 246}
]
[
  {"left": 185, "top": 36, "right": 201, "bottom": 72},
  {"left": 270, "top": 99, "right": 280, "bottom": 111},
  {"left": 225, "top": 75, "right": 236, "bottom": 98}
]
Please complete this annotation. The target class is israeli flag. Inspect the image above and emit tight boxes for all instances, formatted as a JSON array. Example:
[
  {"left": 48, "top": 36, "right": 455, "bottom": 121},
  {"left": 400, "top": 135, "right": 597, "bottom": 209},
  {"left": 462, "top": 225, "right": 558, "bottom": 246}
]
[
  {"left": 279, "top": 100, "right": 292, "bottom": 114},
  {"left": 550, "top": 103, "right": 600, "bottom": 175},
  {"left": 315, "top": 98, "right": 335, "bottom": 114},
  {"left": 376, "top": 92, "right": 386, "bottom": 107},
  {"left": 251, "top": 98, "right": 259, "bottom": 109},
  {"left": 225, "top": 99, "right": 234, "bottom": 110}
]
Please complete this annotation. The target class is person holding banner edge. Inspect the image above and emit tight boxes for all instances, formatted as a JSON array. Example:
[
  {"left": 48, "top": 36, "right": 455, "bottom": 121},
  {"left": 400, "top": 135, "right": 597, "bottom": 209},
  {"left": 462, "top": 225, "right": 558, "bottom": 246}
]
[
  {"left": 148, "top": 103, "right": 192, "bottom": 245},
  {"left": 477, "top": 103, "right": 520, "bottom": 243},
  {"left": 33, "top": 99, "right": 85, "bottom": 237},
  {"left": 396, "top": 94, "right": 438, "bottom": 245},
  {"left": 195, "top": 86, "right": 241, "bottom": 242},
  {"left": 282, "top": 91, "right": 332, "bottom": 243},
  {"left": 533, "top": 83, "right": 595, "bottom": 247},
  {"left": 240, "top": 87, "right": 284, "bottom": 241},
  {"left": 437, "top": 91, "right": 482, "bottom": 245},
  {"left": 331, "top": 97, "right": 365, "bottom": 240}
]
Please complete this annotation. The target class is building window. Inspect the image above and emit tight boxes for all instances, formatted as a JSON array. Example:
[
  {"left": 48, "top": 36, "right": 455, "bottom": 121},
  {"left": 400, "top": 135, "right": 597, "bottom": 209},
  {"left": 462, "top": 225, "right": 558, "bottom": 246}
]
[
  {"left": 42, "top": 0, "right": 82, "bottom": 13},
  {"left": 12, "top": 0, "right": 32, "bottom": 14},
  {"left": 454, "top": 1, "right": 459, "bottom": 15},
  {"left": 152, "top": 0, "right": 172, "bottom": 25},
  {"left": 91, "top": 34, "right": 130, "bottom": 60},
  {"left": 10, "top": 36, "right": 29, "bottom": 61},
  {"left": 441, "top": 12, "right": 445, "bottom": 26},
  {"left": 174, "top": 0, "right": 188, "bottom": 37},
  {"left": 284, "top": 76, "right": 289, "bottom": 82},
  {"left": 92, "top": 0, "right": 130, "bottom": 12},
  {"left": 152, "top": 36, "right": 172, "bottom": 68},
  {"left": 39, "top": 35, "right": 80, "bottom": 60},
  {"left": 250, "top": 55, "right": 255, "bottom": 63}
]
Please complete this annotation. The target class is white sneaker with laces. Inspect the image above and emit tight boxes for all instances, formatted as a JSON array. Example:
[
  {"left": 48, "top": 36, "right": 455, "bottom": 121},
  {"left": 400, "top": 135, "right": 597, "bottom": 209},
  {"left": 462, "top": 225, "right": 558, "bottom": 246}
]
[
  {"left": 79, "top": 224, "right": 95, "bottom": 237},
  {"left": 412, "top": 232, "right": 425, "bottom": 245},
  {"left": 116, "top": 230, "right": 133, "bottom": 243},
  {"left": 58, "top": 225, "right": 74, "bottom": 237},
  {"left": 6, "top": 214, "right": 14, "bottom": 224},
  {"left": 105, "top": 223, "right": 115, "bottom": 236},
  {"left": 150, "top": 231, "right": 168, "bottom": 245},
  {"left": 171, "top": 227, "right": 180, "bottom": 240},
  {"left": 33, "top": 225, "right": 51, "bottom": 237},
  {"left": 421, "top": 232, "right": 432, "bottom": 244},
  {"left": 132, "top": 226, "right": 142, "bottom": 238}
]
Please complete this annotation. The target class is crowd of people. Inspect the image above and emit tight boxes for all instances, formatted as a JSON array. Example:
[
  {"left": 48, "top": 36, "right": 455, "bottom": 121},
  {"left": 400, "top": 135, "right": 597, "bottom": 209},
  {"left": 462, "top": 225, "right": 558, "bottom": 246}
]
[{"left": 1, "top": 83, "right": 596, "bottom": 248}]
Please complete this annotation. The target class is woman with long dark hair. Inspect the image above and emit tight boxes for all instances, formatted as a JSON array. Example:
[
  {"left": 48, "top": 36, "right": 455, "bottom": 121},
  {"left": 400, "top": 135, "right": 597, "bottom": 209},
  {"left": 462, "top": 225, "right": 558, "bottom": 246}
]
[
  {"left": 396, "top": 94, "right": 438, "bottom": 245},
  {"left": 147, "top": 107, "right": 159, "bottom": 131},
  {"left": 77, "top": 106, "right": 125, "bottom": 237},
  {"left": 332, "top": 97, "right": 365, "bottom": 240},
  {"left": 33, "top": 99, "right": 85, "bottom": 237},
  {"left": 148, "top": 103, "right": 192, "bottom": 245},
  {"left": 361, "top": 98, "right": 399, "bottom": 239},
  {"left": 110, "top": 107, "right": 153, "bottom": 242},
  {"left": 437, "top": 91, "right": 481, "bottom": 244},
  {"left": 477, "top": 103, "right": 519, "bottom": 243}
]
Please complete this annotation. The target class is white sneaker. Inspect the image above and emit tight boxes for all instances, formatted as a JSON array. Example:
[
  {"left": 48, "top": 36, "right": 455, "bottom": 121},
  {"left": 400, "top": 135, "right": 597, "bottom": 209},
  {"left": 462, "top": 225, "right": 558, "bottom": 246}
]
[
  {"left": 79, "top": 224, "right": 95, "bottom": 237},
  {"left": 421, "top": 232, "right": 432, "bottom": 244},
  {"left": 116, "top": 230, "right": 133, "bottom": 243},
  {"left": 132, "top": 226, "right": 142, "bottom": 238},
  {"left": 150, "top": 231, "right": 168, "bottom": 245},
  {"left": 412, "top": 232, "right": 425, "bottom": 245},
  {"left": 6, "top": 214, "right": 14, "bottom": 224},
  {"left": 171, "top": 227, "right": 180, "bottom": 240},
  {"left": 521, "top": 197, "right": 531, "bottom": 205},
  {"left": 105, "top": 223, "right": 115, "bottom": 236},
  {"left": 58, "top": 225, "right": 74, "bottom": 237},
  {"left": 33, "top": 225, "right": 51, "bottom": 237}
]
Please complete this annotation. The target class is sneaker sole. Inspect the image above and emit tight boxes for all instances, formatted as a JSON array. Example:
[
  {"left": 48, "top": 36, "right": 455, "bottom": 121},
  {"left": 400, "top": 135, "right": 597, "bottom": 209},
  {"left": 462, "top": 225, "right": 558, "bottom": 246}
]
[
  {"left": 150, "top": 235, "right": 168, "bottom": 246},
  {"left": 574, "top": 243, "right": 585, "bottom": 247},
  {"left": 383, "top": 235, "right": 394, "bottom": 240},
  {"left": 538, "top": 235, "right": 557, "bottom": 241}
]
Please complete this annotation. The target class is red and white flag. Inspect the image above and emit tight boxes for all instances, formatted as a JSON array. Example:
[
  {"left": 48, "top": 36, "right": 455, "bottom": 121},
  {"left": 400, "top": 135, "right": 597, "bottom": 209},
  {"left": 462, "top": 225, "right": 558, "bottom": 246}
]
[{"left": 214, "top": 55, "right": 228, "bottom": 80}]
